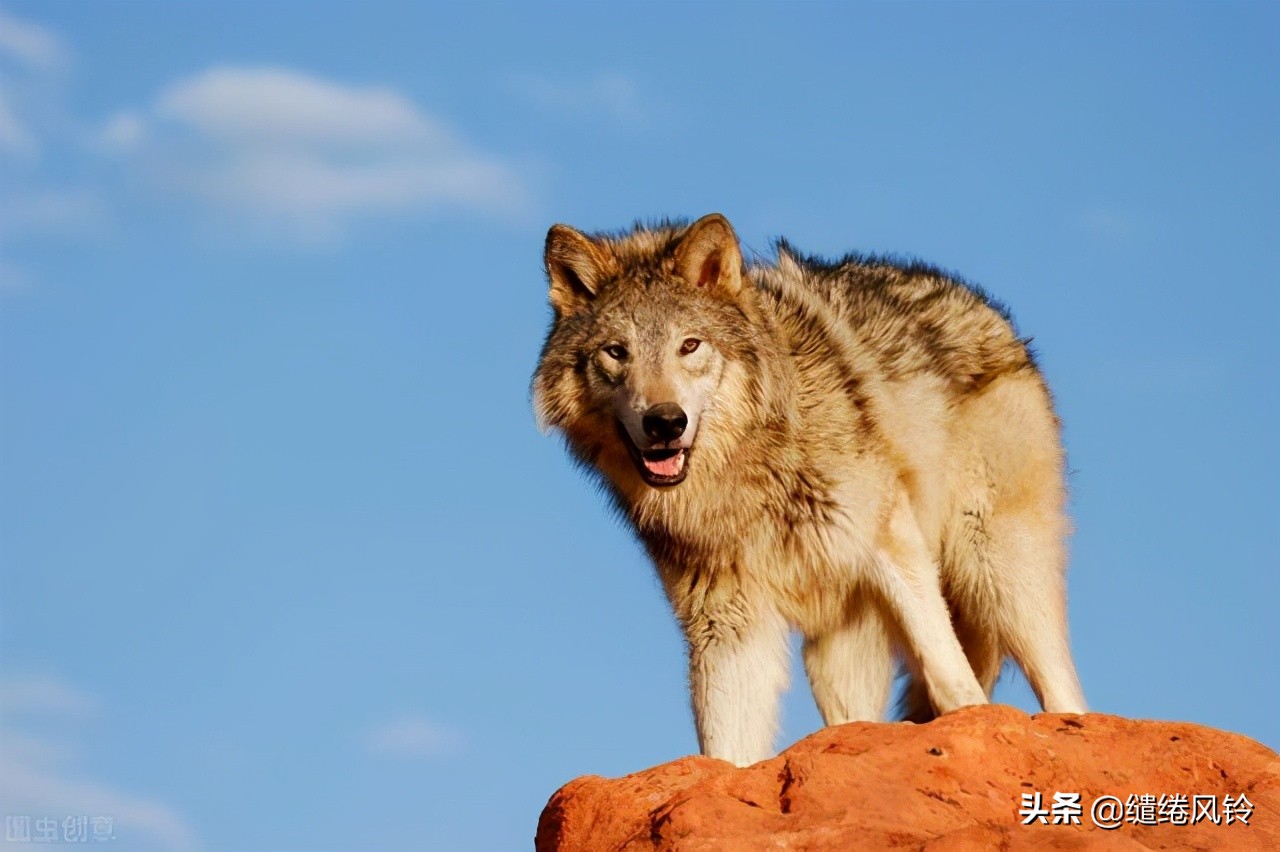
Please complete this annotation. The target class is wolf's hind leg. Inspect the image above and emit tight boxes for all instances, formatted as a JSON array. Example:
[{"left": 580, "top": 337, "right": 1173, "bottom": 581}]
[
  {"left": 989, "top": 514, "right": 1087, "bottom": 714},
  {"left": 897, "top": 610, "right": 1004, "bottom": 722},
  {"left": 803, "top": 596, "right": 894, "bottom": 725},
  {"left": 873, "top": 491, "right": 988, "bottom": 715},
  {"left": 897, "top": 674, "right": 933, "bottom": 723},
  {"left": 687, "top": 603, "right": 790, "bottom": 767},
  {"left": 955, "top": 611, "right": 1005, "bottom": 697}
]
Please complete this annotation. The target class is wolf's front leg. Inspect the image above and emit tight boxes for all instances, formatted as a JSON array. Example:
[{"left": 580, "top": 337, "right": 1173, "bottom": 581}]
[
  {"left": 803, "top": 595, "right": 895, "bottom": 725},
  {"left": 685, "top": 603, "right": 790, "bottom": 767}
]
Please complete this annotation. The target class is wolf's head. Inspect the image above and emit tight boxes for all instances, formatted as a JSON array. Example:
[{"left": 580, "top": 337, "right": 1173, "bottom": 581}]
[{"left": 533, "top": 213, "right": 771, "bottom": 493}]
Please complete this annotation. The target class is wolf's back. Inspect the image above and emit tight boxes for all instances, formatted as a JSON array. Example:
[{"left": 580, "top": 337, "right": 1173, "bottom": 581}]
[{"left": 751, "top": 244, "right": 1037, "bottom": 395}]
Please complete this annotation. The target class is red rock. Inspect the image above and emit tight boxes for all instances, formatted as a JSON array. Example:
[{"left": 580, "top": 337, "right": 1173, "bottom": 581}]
[{"left": 535, "top": 705, "right": 1280, "bottom": 851}]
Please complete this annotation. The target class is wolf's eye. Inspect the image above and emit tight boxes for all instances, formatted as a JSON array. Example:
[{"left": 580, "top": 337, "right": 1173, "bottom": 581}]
[
  {"left": 603, "top": 344, "right": 628, "bottom": 361},
  {"left": 679, "top": 338, "right": 701, "bottom": 356}
]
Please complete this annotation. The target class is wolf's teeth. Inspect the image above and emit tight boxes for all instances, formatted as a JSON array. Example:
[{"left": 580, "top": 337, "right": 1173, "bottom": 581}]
[{"left": 644, "top": 450, "right": 686, "bottom": 478}]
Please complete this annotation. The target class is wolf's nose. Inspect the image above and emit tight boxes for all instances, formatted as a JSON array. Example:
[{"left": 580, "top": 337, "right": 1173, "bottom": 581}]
[{"left": 643, "top": 403, "right": 688, "bottom": 443}]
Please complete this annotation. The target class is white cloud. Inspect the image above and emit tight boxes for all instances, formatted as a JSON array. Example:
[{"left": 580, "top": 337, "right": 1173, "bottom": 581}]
[
  {"left": 155, "top": 67, "right": 449, "bottom": 150},
  {"left": 1, "top": 760, "right": 199, "bottom": 850},
  {"left": 170, "top": 150, "right": 517, "bottom": 221},
  {"left": 2, "top": 17, "right": 530, "bottom": 248},
  {"left": 0, "top": 86, "right": 36, "bottom": 154},
  {"left": 97, "top": 110, "right": 145, "bottom": 151},
  {"left": 0, "top": 8, "right": 68, "bottom": 71},
  {"left": 0, "top": 672, "right": 99, "bottom": 718},
  {"left": 0, "top": 7, "right": 69, "bottom": 160},
  {"left": 1077, "top": 208, "right": 1140, "bottom": 242},
  {"left": 0, "top": 673, "right": 199, "bottom": 851},
  {"left": 0, "top": 258, "right": 34, "bottom": 294},
  {"left": 362, "top": 713, "right": 462, "bottom": 760},
  {"left": 0, "top": 188, "right": 107, "bottom": 237},
  {"left": 514, "top": 72, "right": 642, "bottom": 125},
  {"left": 110, "top": 66, "right": 530, "bottom": 240}
]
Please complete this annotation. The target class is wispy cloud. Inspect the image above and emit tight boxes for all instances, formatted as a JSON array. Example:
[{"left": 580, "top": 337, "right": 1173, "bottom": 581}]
[
  {"left": 5, "top": 9, "right": 531, "bottom": 248},
  {"left": 0, "top": 188, "right": 108, "bottom": 237},
  {"left": 0, "top": 672, "right": 99, "bottom": 718},
  {"left": 4, "top": 12, "right": 533, "bottom": 277},
  {"left": 361, "top": 713, "right": 462, "bottom": 760},
  {"left": 96, "top": 111, "right": 145, "bottom": 152},
  {"left": 0, "top": 85, "right": 36, "bottom": 155},
  {"left": 0, "top": 673, "right": 199, "bottom": 851},
  {"left": 155, "top": 67, "right": 449, "bottom": 150},
  {"left": 0, "top": 7, "right": 68, "bottom": 71},
  {"left": 0, "top": 7, "right": 102, "bottom": 294},
  {"left": 0, "top": 257, "right": 34, "bottom": 294},
  {"left": 512, "top": 72, "right": 642, "bottom": 125},
  {"left": 103, "top": 66, "right": 531, "bottom": 241},
  {"left": 0, "top": 7, "right": 70, "bottom": 160},
  {"left": 1077, "top": 207, "right": 1141, "bottom": 243}
]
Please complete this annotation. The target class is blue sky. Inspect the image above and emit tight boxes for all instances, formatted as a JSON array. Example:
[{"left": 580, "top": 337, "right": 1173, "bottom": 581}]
[{"left": 1, "top": 2, "right": 1276, "bottom": 850}]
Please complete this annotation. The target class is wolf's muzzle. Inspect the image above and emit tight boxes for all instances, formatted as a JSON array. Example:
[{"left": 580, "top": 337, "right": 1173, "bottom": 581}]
[{"left": 642, "top": 403, "right": 688, "bottom": 443}]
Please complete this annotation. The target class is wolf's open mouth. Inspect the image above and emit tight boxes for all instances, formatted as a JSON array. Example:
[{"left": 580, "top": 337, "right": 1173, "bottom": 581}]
[
  {"left": 640, "top": 448, "right": 686, "bottom": 479},
  {"left": 618, "top": 423, "right": 690, "bottom": 487}
]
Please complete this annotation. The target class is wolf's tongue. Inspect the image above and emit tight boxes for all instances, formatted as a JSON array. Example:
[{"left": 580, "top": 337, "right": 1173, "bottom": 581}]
[{"left": 644, "top": 452, "right": 685, "bottom": 478}]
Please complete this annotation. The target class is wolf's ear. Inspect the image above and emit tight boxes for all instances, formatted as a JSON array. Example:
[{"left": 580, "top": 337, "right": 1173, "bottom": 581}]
[
  {"left": 545, "top": 224, "right": 615, "bottom": 317},
  {"left": 673, "top": 213, "right": 743, "bottom": 298}
]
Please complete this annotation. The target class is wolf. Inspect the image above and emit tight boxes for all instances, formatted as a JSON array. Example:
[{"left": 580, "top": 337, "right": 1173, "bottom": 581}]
[{"left": 532, "top": 213, "right": 1087, "bottom": 767}]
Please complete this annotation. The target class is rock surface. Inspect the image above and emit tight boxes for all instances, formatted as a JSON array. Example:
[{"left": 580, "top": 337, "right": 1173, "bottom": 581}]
[{"left": 536, "top": 705, "right": 1279, "bottom": 850}]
